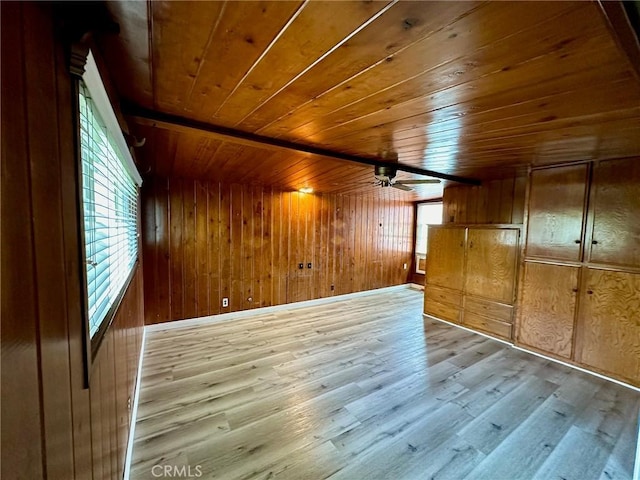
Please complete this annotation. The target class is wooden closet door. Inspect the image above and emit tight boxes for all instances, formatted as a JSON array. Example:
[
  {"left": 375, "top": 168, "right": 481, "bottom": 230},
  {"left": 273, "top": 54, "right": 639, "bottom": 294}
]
[
  {"left": 426, "top": 226, "right": 465, "bottom": 291},
  {"left": 526, "top": 165, "right": 588, "bottom": 261},
  {"left": 517, "top": 262, "right": 579, "bottom": 359},
  {"left": 465, "top": 228, "right": 518, "bottom": 304},
  {"left": 589, "top": 158, "right": 640, "bottom": 269},
  {"left": 575, "top": 268, "right": 640, "bottom": 386}
]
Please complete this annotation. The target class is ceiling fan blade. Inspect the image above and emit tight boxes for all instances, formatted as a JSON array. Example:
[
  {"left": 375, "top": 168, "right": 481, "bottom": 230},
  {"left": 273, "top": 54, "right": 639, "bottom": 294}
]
[
  {"left": 395, "top": 179, "right": 441, "bottom": 185},
  {"left": 330, "top": 181, "right": 378, "bottom": 186},
  {"left": 391, "top": 183, "right": 413, "bottom": 191}
]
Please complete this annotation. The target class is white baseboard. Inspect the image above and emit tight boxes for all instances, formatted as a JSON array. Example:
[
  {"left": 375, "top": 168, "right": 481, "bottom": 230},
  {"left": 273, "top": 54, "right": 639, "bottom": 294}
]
[
  {"left": 423, "top": 313, "right": 513, "bottom": 347},
  {"left": 426, "top": 313, "right": 640, "bottom": 480},
  {"left": 146, "top": 284, "right": 413, "bottom": 332},
  {"left": 123, "top": 327, "right": 147, "bottom": 480},
  {"left": 423, "top": 313, "right": 640, "bottom": 392},
  {"left": 125, "top": 291, "right": 639, "bottom": 478},
  {"left": 634, "top": 417, "right": 640, "bottom": 480}
]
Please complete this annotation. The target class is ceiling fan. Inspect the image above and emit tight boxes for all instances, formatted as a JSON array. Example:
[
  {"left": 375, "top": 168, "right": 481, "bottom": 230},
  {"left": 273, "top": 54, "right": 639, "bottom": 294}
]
[{"left": 374, "top": 165, "right": 441, "bottom": 191}]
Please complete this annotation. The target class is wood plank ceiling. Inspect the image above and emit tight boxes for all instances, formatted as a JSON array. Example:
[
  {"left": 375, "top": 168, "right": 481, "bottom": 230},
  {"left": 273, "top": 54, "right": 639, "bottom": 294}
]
[{"left": 97, "top": 1, "right": 640, "bottom": 200}]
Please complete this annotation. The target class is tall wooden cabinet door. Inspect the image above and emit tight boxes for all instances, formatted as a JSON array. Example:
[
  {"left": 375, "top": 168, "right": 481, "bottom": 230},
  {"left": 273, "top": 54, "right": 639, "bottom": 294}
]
[
  {"left": 426, "top": 226, "right": 465, "bottom": 291},
  {"left": 517, "top": 262, "right": 579, "bottom": 359},
  {"left": 575, "top": 268, "right": 640, "bottom": 386},
  {"left": 465, "top": 228, "right": 519, "bottom": 304},
  {"left": 526, "top": 165, "right": 588, "bottom": 261},
  {"left": 589, "top": 158, "right": 640, "bottom": 269}
]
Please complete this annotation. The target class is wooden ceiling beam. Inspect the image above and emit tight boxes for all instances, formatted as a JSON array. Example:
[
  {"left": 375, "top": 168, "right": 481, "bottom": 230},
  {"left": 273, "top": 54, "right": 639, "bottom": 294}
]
[{"left": 124, "top": 104, "right": 481, "bottom": 185}]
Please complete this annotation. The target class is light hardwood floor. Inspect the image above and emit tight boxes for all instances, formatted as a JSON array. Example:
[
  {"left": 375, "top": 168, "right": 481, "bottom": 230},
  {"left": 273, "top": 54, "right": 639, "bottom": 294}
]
[{"left": 130, "top": 287, "right": 639, "bottom": 480}]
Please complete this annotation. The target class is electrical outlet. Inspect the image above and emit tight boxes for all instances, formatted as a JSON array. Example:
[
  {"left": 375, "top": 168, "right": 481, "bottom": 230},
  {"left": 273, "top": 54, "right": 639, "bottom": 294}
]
[{"left": 222, "top": 297, "right": 229, "bottom": 307}]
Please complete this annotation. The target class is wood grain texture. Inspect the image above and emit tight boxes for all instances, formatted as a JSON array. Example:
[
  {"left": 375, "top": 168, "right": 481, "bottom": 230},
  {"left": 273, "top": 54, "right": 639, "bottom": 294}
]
[
  {"left": 462, "top": 311, "right": 512, "bottom": 341},
  {"left": 0, "top": 4, "right": 146, "bottom": 478},
  {"left": 575, "top": 268, "right": 640, "bottom": 386},
  {"left": 589, "top": 157, "right": 640, "bottom": 269},
  {"left": 424, "top": 284, "right": 463, "bottom": 308},
  {"left": 425, "top": 226, "right": 466, "bottom": 291},
  {"left": 130, "top": 288, "right": 639, "bottom": 479},
  {"left": 463, "top": 296, "right": 513, "bottom": 323},
  {"left": 517, "top": 262, "right": 580, "bottom": 359},
  {"left": 142, "top": 177, "right": 414, "bottom": 324},
  {"left": 424, "top": 299, "right": 462, "bottom": 325},
  {"left": 519, "top": 157, "right": 640, "bottom": 384},
  {"left": 526, "top": 164, "right": 589, "bottom": 261},
  {"left": 465, "top": 228, "right": 519, "bottom": 304},
  {"left": 1, "top": 3, "right": 45, "bottom": 476},
  {"left": 425, "top": 225, "right": 519, "bottom": 341},
  {"left": 94, "top": 1, "right": 640, "bottom": 200},
  {"left": 23, "top": 5, "right": 76, "bottom": 475},
  {"left": 443, "top": 176, "right": 526, "bottom": 225}
]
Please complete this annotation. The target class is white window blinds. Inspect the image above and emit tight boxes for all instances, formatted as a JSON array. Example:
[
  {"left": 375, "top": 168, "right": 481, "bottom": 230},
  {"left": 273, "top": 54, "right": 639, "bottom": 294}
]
[{"left": 79, "top": 77, "right": 139, "bottom": 338}]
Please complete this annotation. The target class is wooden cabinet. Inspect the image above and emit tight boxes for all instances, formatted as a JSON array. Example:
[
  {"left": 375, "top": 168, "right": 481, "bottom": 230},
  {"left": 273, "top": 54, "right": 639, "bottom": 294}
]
[
  {"left": 465, "top": 228, "right": 518, "bottom": 304},
  {"left": 575, "top": 268, "right": 640, "bottom": 386},
  {"left": 426, "top": 159, "right": 639, "bottom": 386},
  {"left": 423, "top": 286, "right": 461, "bottom": 324},
  {"left": 424, "top": 225, "right": 519, "bottom": 341},
  {"left": 588, "top": 158, "right": 640, "bottom": 269},
  {"left": 464, "top": 311, "right": 512, "bottom": 340},
  {"left": 517, "top": 262, "right": 579, "bottom": 359},
  {"left": 426, "top": 226, "right": 465, "bottom": 291},
  {"left": 518, "top": 158, "right": 640, "bottom": 386},
  {"left": 526, "top": 164, "right": 588, "bottom": 262},
  {"left": 424, "top": 227, "right": 465, "bottom": 324}
]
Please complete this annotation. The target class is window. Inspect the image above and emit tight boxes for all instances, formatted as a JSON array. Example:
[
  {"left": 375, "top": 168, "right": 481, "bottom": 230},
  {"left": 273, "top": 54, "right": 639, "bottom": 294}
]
[
  {"left": 415, "top": 202, "right": 443, "bottom": 273},
  {"left": 79, "top": 52, "right": 142, "bottom": 344}
]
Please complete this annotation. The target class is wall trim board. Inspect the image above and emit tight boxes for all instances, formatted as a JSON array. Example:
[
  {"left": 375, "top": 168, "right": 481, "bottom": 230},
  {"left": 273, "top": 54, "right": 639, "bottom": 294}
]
[
  {"left": 123, "top": 327, "right": 147, "bottom": 480},
  {"left": 635, "top": 419, "right": 640, "bottom": 480},
  {"left": 146, "top": 284, "right": 413, "bottom": 332},
  {"left": 423, "top": 313, "right": 640, "bottom": 393}
]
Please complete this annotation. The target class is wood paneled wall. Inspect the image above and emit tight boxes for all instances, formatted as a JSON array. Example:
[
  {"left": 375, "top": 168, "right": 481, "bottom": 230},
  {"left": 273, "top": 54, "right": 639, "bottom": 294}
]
[
  {"left": 142, "top": 177, "right": 414, "bottom": 324},
  {"left": 89, "top": 270, "right": 144, "bottom": 479},
  {"left": 443, "top": 176, "right": 527, "bottom": 225},
  {"left": 1, "top": 3, "right": 144, "bottom": 478}
]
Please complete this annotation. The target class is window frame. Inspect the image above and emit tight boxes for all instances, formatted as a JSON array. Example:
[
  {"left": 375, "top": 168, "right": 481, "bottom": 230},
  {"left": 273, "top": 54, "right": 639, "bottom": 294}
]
[
  {"left": 414, "top": 200, "right": 444, "bottom": 274},
  {"left": 73, "top": 50, "right": 143, "bottom": 368}
]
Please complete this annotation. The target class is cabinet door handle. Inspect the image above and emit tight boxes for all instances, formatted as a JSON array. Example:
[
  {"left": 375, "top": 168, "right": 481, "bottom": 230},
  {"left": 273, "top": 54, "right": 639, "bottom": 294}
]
[
  {"left": 587, "top": 290, "right": 594, "bottom": 295},
  {"left": 574, "top": 239, "right": 581, "bottom": 244},
  {"left": 592, "top": 240, "right": 598, "bottom": 245},
  {"left": 572, "top": 287, "right": 578, "bottom": 293},
  {"left": 469, "top": 241, "right": 474, "bottom": 249},
  {"left": 460, "top": 241, "right": 464, "bottom": 247}
]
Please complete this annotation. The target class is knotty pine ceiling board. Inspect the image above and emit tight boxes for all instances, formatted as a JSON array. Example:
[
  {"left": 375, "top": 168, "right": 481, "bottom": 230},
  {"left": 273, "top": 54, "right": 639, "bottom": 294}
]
[
  {"left": 260, "top": 1, "right": 582, "bottom": 140},
  {"left": 136, "top": 124, "right": 441, "bottom": 198},
  {"left": 99, "top": 0, "right": 153, "bottom": 108},
  {"left": 100, "top": 0, "right": 640, "bottom": 200}
]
